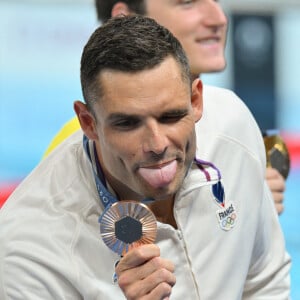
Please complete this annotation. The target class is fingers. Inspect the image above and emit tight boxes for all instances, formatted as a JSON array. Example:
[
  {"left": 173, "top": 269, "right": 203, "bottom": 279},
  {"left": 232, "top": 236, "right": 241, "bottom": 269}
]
[
  {"left": 265, "top": 168, "right": 286, "bottom": 191},
  {"left": 275, "top": 202, "right": 284, "bottom": 215},
  {"left": 117, "top": 244, "right": 160, "bottom": 272},
  {"left": 131, "top": 255, "right": 175, "bottom": 280},
  {"left": 120, "top": 268, "right": 175, "bottom": 300},
  {"left": 265, "top": 167, "right": 286, "bottom": 215},
  {"left": 116, "top": 244, "right": 176, "bottom": 300}
]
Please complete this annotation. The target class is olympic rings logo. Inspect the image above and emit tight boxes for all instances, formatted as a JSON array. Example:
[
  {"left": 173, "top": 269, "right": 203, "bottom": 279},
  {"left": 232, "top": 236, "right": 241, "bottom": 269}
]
[
  {"left": 221, "top": 213, "right": 236, "bottom": 229},
  {"left": 216, "top": 202, "right": 237, "bottom": 231}
]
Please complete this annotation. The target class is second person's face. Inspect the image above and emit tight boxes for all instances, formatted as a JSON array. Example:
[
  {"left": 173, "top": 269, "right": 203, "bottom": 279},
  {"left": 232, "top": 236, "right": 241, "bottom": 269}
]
[{"left": 145, "top": 0, "right": 228, "bottom": 77}]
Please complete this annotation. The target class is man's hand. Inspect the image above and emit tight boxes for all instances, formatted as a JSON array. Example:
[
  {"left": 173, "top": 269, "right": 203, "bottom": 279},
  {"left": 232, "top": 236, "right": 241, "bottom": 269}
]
[
  {"left": 266, "top": 167, "right": 286, "bottom": 215},
  {"left": 115, "top": 244, "right": 176, "bottom": 300}
]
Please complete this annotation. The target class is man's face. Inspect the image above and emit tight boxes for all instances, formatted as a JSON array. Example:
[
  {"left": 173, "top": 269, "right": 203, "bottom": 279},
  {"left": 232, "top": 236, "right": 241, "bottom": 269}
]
[
  {"left": 91, "top": 57, "right": 202, "bottom": 201},
  {"left": 145, "top": 0, "right": 228, "bottom": 76}
]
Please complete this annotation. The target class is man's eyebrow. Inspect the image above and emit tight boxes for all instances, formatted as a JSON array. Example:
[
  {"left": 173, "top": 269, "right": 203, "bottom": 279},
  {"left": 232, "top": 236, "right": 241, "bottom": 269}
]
[
  {"left": 161, "top": 108, "right": 189, "bottom": 116},
  {"left": 107, "top": 108, "right": 189, "bottom": 122},
  {"left": 107, "top": 113, "right": 138, "bottom": 122}
]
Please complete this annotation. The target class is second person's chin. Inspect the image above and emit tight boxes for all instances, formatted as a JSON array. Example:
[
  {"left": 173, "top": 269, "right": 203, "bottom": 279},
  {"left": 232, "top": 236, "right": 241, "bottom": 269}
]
[{"left": 192, "top": 60, "right": 226, "bottom": 75}]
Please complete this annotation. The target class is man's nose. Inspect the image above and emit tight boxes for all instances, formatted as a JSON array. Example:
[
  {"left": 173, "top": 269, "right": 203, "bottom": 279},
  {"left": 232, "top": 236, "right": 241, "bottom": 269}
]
[
  {"left": 201, "top": 0, "right": 228, "bottom": 28},
  {"left": 142, "top": 121, "right": 168, "bottom": 155}
]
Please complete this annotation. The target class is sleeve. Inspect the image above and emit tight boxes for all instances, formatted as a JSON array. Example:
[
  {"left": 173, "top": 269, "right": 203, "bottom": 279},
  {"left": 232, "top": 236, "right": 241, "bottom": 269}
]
[
  {"left": 0, "top": 212, "right": 82, "bottom": 300},
  {"left": 0, "top": 254, "right": 81, "bottom": 300},
  {"left": 242, "top": 181, "right": 291, "bottom": 299}
]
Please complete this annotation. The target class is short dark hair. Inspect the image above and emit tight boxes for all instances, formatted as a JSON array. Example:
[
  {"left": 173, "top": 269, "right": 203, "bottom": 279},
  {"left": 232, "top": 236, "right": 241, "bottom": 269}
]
[
  {"left": 80, "top": 15, "right": 191, "bottom": 111},
  {"left": 95, "top": 0, "right": 146, "bottom": 23}
]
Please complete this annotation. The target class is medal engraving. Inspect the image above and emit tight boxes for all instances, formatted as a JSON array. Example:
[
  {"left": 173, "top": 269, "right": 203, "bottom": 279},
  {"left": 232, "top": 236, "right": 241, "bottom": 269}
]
[{"left": 99, "top": 201, "right": 157, "bottom": 256}]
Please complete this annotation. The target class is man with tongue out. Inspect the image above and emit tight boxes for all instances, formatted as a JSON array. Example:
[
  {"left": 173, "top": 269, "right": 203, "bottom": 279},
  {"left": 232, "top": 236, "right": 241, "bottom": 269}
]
[
  {"left": 0, "top": 15, "right": 290, "bottom": 300},
  {"left": 43, "top": 0, "right": 286, "bottom": 216},
  {"left": 74, "top": 15, "right": 289, "bottom": 299}
]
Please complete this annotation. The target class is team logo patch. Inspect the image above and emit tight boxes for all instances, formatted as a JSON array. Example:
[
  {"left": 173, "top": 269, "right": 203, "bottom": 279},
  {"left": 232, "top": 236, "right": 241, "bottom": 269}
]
[{"left": 216, "top": 201, "right": 237, "bottom": 231}]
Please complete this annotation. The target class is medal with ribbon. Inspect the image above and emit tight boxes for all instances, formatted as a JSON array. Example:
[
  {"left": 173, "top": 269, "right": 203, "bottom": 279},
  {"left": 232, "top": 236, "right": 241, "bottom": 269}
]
[
  {"left": 83, "top": 135, "right": 157, "bottom": 257},
  {"left": 84, "top": 135, "right": 236, "bottom": 258}
]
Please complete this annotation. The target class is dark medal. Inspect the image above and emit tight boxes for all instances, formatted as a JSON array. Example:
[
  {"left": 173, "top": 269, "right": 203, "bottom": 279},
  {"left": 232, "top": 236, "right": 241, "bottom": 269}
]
[{"left": 263, "top": 133, "right": 290, "bottom": 179}]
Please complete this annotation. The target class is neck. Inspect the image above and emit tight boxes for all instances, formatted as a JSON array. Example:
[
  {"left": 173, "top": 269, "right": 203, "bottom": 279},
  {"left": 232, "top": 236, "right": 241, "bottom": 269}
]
[
  {"left": 104, "top": 168, "right": 177, "bottom": 227},
  {"left": 148, "top": 198, "right": 177, "bottom": 229}
]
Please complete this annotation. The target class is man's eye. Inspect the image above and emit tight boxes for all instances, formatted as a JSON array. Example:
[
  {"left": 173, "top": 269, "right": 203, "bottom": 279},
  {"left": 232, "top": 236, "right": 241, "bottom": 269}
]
[
  {"left": 180, "top": 0, "right": 194, "bottom": 5},
  {"left": 112, "top": 119, "right": 140, "bottom": 130},
  {"left": 160, "top": 114, "right": 186, "bottom": 124}
]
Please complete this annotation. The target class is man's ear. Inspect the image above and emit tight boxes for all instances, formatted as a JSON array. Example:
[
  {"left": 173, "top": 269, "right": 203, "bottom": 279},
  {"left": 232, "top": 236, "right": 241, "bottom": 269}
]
[
  {"left": 191, "top": 79, "right": 203, "bottom": 123},
  {"left": 111, "top": 2, "right": 131, "bottom": 18},
  {"left": 74, "top": 101, "right": 98, "bottom": 140}
]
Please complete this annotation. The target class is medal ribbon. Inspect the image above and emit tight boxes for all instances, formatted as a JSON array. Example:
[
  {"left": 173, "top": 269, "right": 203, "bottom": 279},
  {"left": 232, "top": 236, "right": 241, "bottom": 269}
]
[{"left": 83, "top": 135, "right": 118, "bottom": 208}]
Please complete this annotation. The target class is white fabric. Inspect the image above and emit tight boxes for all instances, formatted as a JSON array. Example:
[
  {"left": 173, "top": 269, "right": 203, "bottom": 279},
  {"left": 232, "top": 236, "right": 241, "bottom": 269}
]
[{"left": 0, "top": 85, "right": 290, "bottom": 299}]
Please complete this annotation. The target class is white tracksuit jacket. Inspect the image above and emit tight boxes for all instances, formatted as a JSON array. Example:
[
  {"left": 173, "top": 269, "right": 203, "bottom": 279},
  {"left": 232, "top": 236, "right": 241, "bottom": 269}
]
[{"left": 0, "top": 85, "right": 290, "bottom": 299}]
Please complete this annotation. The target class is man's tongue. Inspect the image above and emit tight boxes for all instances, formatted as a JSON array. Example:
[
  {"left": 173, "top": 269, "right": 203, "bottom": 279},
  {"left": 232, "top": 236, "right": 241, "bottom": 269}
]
[{"left": 138, "top": 160, "right": 177, "bottom": 188}]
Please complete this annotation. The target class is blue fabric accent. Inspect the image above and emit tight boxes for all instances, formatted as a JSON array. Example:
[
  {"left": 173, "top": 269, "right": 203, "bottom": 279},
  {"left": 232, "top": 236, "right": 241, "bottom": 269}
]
[{"left": 212, "top": 181, "right": 225, "bottom": 206}]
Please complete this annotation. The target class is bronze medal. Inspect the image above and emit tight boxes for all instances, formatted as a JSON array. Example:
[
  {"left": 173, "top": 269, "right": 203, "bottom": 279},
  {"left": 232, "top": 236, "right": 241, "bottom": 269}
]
[{"left": 99, "top": 201, "right": 157, "bottom": 256}]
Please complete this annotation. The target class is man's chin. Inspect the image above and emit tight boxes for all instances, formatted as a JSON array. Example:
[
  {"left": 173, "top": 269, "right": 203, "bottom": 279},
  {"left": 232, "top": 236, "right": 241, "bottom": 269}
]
[{"left": 140, "top": 177, "right": 183, "bottom": 202}]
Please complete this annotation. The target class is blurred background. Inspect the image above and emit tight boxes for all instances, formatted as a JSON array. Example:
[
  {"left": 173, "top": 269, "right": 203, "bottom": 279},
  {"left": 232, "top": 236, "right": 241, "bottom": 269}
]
[{"left": 0, "top": 0, "right": 299, "bottom": 298}]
